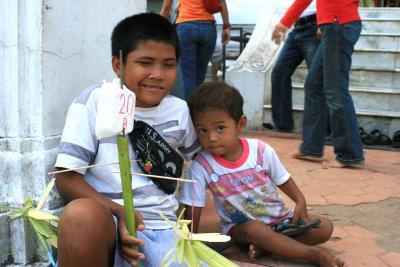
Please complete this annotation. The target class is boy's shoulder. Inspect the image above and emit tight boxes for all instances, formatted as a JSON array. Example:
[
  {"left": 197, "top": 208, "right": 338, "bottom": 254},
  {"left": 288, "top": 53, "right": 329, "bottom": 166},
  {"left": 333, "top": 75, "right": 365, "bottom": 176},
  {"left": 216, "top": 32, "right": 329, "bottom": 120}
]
[
  {"left": 73, "top": 82, "right": 103, "bottom": 105},
  {"left": 192, "top": 138, "right": 276, "bottom": 163},
  {"left": 245, "top": 137, "right": 275, "bottom": 152}
]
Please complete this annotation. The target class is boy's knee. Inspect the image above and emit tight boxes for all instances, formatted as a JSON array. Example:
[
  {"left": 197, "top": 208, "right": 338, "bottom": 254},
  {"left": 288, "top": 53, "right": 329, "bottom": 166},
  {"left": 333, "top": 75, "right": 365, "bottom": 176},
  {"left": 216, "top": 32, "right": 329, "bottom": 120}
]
[
  {"left": 317, "top": 217, "right": 334, "bottom": 243},
  {"left": 241, "top": 220, "right": 271, "bottom": 240},
  {"left": 60, "top": 198, "right": 114, "bottom": 231}
]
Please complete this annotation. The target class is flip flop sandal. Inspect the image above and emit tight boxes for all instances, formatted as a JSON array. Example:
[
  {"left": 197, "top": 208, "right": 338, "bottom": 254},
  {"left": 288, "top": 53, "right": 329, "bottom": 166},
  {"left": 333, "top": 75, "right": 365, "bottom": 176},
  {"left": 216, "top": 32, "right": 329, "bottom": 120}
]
[
  {"left": 359, "top": 127, "right": 371, "bottom": 145},
  {"left": 393, "top": 130, "right": 400, "bottom": 148},
  {"left": 369, "top": 129, "right": 392, "bottom": 145},
  {"left": 361, "top": 130, "right": 378, "bottom": 145},
  {"left": 274, "top": 218, "right": 321, "bottom": 237}
]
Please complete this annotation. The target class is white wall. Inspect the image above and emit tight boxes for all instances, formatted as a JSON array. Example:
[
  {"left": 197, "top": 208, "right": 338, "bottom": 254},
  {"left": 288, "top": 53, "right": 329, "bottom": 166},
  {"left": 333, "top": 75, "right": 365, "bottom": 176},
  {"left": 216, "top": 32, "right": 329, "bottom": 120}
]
[{"left": 0, "top": 0, "right": 146, "bottom": 265}]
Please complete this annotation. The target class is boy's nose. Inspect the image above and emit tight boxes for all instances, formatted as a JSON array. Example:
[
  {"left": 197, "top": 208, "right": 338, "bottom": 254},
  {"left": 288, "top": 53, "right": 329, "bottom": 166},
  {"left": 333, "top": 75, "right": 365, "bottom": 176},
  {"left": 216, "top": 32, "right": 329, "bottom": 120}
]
[
  {"left": 148, "top": 66, "right": 164, "bottom": 80},
  {"left": 148, "top": 74, "right": 159, "bottom": 80},
  {"left": 208, "top": 132, "right": 218, "bottom": 142}
]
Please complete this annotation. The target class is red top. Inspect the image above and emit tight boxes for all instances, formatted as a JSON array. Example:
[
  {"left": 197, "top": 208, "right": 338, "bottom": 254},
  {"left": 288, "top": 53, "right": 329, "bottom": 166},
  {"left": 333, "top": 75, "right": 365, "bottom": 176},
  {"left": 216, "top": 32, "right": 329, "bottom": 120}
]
[{"left": 280, "top": 0, "right": 360, "bottom": 28}]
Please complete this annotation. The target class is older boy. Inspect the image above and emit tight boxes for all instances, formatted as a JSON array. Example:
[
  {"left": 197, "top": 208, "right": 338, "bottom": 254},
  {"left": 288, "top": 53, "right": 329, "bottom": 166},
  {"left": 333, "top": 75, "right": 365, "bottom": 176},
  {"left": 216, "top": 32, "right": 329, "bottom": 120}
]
[{"left": 55, "top": 13, "right": 199, "bottom": 267}]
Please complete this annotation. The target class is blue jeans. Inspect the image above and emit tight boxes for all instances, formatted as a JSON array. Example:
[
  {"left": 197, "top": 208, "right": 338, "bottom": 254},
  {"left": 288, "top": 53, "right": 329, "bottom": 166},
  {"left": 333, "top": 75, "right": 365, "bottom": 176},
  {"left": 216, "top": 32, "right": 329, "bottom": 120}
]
[
  {"left": 300, "top": 21, "right": 364, "bottom": 164},
  {"left": 176, "top": 21, "right": 217, "bottom": 100},
  {"left": 271, "top": 19, "right": 319, "bottom": 131}
]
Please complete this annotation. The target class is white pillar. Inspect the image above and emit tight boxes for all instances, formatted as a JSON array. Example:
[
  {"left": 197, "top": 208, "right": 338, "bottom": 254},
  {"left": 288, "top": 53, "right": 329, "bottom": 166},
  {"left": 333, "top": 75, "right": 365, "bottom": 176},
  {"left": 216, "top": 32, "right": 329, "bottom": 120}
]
[{"left": 0, "top": 1, "right": 145, "bottom": 265}]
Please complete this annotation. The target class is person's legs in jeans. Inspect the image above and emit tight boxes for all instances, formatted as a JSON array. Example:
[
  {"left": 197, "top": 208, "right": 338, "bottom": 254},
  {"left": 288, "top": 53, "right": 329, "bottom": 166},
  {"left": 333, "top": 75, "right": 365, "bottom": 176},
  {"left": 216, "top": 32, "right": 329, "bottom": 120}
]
[
  {"left": 196, "top": 23, "right": 216, "bottom": 85},
  {"left": 323, "top": 21, "right": 364, "bottom": 164},
  {"left": 176, "top": 22, "right": 198, "bottom": 100},
  {"left": 271, "top": 21, "right": 318, "bottom": 131},
  {"left": 300, "top": 44, "right": 327, "bottom": 157},
  {"left": 271, "top": 30, "right": 303, "bottom": 131},
  {"left": 176, "top": 22, "right": 216, "bottom": 100}
]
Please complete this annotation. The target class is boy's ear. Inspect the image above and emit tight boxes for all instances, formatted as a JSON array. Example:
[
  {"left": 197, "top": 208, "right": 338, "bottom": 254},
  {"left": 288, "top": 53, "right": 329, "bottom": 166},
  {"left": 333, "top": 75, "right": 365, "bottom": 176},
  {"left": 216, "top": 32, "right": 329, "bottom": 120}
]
[
  {"left": 111, "top": 56, "right": 121, "bottom": 77},
  {"left": 238, "top": 115, "right": 247, "bottom": 133}
]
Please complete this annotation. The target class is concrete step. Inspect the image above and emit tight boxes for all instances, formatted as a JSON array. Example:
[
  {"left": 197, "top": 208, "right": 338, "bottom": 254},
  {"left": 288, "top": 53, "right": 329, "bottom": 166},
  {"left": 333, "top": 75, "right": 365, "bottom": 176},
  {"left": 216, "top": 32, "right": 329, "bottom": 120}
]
[
  {"left": 292, "top": 66, "right": 400, "bottom": 90},
  {"left": 356, "top": 33, "right": 400, "bottom": 52},
  {"left": 361, "top": 18, "right": 400, "bottom": 34},
  {"left": 263, "top": 105, "right": 400, "bottom": 137},
  {"left": 291, "top": 84, "right": 400, "bottom": 113},
  {"left": 353, "top": 49, "right": 400, "bottom": 71},
  {"left": 359, "top": 7, "right": 400, "bottom": 19}
]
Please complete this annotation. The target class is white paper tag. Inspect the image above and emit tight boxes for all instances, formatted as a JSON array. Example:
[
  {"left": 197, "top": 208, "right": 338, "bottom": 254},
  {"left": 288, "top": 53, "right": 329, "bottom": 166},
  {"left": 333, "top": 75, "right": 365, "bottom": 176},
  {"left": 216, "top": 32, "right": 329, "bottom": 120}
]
[{"left": 95, "top": 80, "right": 136, "bottom": 139}]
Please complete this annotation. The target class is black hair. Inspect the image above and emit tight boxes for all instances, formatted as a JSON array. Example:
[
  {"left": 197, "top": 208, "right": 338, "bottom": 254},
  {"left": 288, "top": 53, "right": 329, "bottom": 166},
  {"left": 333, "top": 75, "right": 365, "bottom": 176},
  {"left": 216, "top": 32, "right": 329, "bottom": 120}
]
[
  {"left": 111, "top": 13, "right": 180, "bottom": 64},
  {"left": 188, "top": 81, "right": 244, "bottom": 123}
]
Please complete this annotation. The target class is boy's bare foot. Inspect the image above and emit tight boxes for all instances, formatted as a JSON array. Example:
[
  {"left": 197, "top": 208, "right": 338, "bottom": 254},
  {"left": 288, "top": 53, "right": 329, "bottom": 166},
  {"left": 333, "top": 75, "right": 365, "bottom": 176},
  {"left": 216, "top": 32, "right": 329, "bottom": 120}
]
[
  {"left": 313, "top": 248, "right": 347, "bottom": 267},
  {"left": 290, "top": 151, "right": 324, "bottom": 162},
  {"left": 248, "top": 244, "right": 264, "bottom": 261}
]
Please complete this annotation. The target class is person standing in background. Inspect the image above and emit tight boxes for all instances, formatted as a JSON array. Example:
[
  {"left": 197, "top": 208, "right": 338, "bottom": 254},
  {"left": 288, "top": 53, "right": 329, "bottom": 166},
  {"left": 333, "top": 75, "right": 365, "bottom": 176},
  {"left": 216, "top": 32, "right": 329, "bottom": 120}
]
[
  {"left": 270, "top": 1, "right": 318, "bottom": 132},
  {"left": 272, "top": 0, "right": 365, "bottom": 167},
  {"left": 161, "top": 0, "right": 231, "bottom": 100}
]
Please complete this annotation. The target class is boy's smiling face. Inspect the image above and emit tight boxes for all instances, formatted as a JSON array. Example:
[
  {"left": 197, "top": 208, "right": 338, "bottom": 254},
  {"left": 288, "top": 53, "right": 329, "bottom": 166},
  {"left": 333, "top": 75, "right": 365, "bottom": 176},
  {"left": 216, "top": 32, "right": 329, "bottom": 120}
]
[{"left": 112, "top": 40, "right": 177, "bottom": 108}]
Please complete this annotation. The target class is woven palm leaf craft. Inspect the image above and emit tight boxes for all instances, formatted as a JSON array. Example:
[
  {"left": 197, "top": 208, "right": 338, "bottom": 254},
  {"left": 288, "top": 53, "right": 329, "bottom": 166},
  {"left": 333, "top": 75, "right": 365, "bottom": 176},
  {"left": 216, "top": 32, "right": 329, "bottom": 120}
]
[
  {"left": 0, "top": 178, "right": 58, "bottom": 266},
  {"left": 159, "top": 209, "right": 239, "bottom": 267}
]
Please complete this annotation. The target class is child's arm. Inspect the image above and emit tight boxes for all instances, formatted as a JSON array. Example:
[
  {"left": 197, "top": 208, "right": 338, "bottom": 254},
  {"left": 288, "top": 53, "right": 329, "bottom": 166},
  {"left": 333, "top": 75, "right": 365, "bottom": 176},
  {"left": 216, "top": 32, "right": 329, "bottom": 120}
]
[
  {"left": 183, "top": 206, "right": 203, "bottom": 233},
  {"left": 56, "top": 171, "right": 127, "bottom": 218},
  {"left": 277, "top": 177, "right": 308, "bottom": 223}
]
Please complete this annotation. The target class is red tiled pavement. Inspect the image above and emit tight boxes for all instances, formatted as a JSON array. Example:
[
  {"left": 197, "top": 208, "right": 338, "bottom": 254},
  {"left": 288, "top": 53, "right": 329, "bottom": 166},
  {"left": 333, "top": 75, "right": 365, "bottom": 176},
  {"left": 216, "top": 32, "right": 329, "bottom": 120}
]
[{"left": 193, "top": 131, "right": 400, "bottom": 267}]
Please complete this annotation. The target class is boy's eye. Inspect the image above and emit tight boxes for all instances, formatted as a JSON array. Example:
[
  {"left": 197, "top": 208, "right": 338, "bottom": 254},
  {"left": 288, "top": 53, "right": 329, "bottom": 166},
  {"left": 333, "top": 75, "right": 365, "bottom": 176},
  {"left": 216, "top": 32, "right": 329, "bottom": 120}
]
[
  {"left": 164, "top": 62, "right": 177, "bottom": 68},
  {"left": 137, "top": 61, "right": 151, "bottom": 65},
  {"left": 217, "top": 125, "right": 225, "bottom": 132},
  {"left": 197, "top": 128, "right": 206, "bottom": 135}
]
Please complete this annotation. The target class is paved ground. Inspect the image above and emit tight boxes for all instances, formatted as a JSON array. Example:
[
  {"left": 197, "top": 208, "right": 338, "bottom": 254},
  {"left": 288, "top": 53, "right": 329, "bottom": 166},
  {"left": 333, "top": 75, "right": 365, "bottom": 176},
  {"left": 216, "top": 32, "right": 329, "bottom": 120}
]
[{"left": 196, "top": 130, "right": 400, "bottom": 267}]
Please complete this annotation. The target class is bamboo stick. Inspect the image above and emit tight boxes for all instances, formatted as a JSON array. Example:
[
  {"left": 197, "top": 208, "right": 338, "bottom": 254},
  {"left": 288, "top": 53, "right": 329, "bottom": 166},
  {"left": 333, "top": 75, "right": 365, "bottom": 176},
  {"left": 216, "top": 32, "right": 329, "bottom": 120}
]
[
  {"left": 47, "top": 159, "right": 138, "bottom": 175},
  {"left": 117, "top": 134, "right": 139, "bottom": 259},
  {"left": 113, "top": 171, "right": 197, "bottom": 183}
]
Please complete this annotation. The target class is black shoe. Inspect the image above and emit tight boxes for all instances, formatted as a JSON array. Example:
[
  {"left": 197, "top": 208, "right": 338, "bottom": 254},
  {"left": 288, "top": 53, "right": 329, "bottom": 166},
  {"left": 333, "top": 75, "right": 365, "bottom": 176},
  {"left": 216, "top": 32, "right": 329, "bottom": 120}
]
[
  {"left": 262, "top": 122, "right": 274, "bottom": 130},
  {"left": 263, "top": 123, "right": 293, "bottom": 133}
]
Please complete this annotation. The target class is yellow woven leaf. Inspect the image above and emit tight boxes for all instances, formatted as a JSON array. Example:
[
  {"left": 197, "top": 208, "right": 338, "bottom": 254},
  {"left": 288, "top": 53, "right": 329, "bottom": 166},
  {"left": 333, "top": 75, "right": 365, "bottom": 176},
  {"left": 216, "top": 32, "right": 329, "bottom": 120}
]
[
  {"left": 28, "top": 209, "right": 58, "bottom": 221},
  {"left": 36, "top": 178, "right": 55, "bottom": 210}
]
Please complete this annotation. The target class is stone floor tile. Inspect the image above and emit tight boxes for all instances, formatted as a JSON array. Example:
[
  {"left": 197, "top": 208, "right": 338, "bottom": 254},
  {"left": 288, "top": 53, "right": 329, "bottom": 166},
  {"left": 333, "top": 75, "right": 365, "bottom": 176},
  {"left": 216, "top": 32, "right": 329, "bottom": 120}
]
[
  {"left": 355, "top": 192, "right": 396, "bottom": 203},
  {"left": 340, "top": 253, "right": 390, "bottom": 267},
  {"left": 342, "top": 225, "right": 380, "bottom": 239},
  {"left": 331, "top": 226, "right": 349, "bottom": 239},
  {"left": 322, "top": 193, "right": 362, "bottom": 205},
  {"left": 379, "top": 252, "right": 400, "bottom": 267},
  {"left": 328, "top": 236, "right": 386, "bottom": 256}
]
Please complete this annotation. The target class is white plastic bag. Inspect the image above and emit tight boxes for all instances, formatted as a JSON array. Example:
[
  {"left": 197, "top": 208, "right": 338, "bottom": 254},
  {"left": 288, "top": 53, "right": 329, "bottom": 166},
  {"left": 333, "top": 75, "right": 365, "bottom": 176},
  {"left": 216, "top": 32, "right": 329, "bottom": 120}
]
[{"left": 95, "top": 79, "right": 136, "bottom": 139}]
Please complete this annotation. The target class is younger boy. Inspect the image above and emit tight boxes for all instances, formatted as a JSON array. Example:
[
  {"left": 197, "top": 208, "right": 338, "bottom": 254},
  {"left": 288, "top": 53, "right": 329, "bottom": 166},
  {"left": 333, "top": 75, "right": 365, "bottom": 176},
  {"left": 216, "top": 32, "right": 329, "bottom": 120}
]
[
  {"left": 181, "top": 81, "right": 346, "bottom": 267},
  {"left": 55, "top": 13, "right": 199, "bottom": 267}
]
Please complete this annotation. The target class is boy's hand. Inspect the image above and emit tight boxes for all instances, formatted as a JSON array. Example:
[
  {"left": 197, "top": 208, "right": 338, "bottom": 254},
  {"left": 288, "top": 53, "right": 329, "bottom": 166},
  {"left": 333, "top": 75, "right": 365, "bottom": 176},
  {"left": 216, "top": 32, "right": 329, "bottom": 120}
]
[
  {"left": 118, "top": 211, "right": 146, "bottom": 266},
  {"left": 292, "top": 200, "right": 309, "bottom": 223}
]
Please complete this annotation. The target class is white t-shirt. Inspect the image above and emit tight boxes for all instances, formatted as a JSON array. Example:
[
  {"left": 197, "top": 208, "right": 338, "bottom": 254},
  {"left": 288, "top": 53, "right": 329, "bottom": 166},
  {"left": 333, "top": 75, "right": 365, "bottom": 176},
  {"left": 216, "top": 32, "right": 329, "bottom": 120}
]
[
  {"left": 180, "top": 138, "right": 292, "bottom": 234},
  {"left": 55, "top": 80, "right": 200, "bottom": 229}
]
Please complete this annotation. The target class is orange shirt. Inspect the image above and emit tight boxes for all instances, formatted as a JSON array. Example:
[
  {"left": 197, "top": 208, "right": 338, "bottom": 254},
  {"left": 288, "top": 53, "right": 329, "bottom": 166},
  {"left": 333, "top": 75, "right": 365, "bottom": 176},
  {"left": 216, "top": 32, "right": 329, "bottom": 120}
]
[
  {"left": 176, "top": 0, "right": 215, "bottom": 24},
  {"left": 281, "top": 0, "right": 360, "bottom": 27}
]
